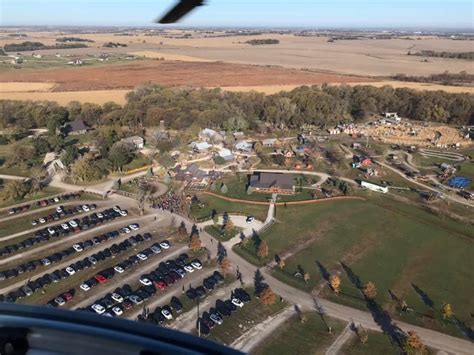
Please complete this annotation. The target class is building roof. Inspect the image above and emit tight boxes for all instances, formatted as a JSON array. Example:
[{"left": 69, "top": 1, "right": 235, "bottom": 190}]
[
  {"left": 190, "top": 141, "right": 212, "bottom": 151},
  {"left": 249, "top": 172, "right": 294, "bottom": 191},
  {"left": 65, "top": 119, "right": 88, "bottom": 132},
  {"left": 218, "top": 148, "right": 234, "bottom": 160},
  {"left": 235, "top": 141, "right": 253, "bottom": 150}
]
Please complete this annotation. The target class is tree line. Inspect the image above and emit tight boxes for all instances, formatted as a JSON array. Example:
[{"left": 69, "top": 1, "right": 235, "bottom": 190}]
[
  {"left": 56, "top": 37, "right": 95, "bottom": 43},
  {"left": 1, "top": 84, "right": 473, "bottom": 136},
  {"left": 408, "top": 50, "right": 474, "bottom": 60},
  {"left": 245, "top": 39, "right": 280, "bottom": 45},
  {"left": 3, "top": 41, "right": 88, "bottom": 52},
  {"left": 392, "top": 71, "right": 474, "bottom": 86}
]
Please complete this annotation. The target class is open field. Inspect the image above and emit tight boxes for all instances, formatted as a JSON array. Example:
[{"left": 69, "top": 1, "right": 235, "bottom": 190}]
[
  {"left": 0, "top": 89, "right": 129, "bottom": 105},
  {"left": 1, "top": 31, "right": 471, "bottom": 77},
  {"left": 340, "top": 330, "right": 400, "bottom": 355},
  {"left": 251, "top": 313, "right": 347, "bottom": 355},
  {"left": 234, "top": 195, "right": 474, "bottom": 338},
  {"left": 0, "top": 60, "right": 368, "bottom": 92}
]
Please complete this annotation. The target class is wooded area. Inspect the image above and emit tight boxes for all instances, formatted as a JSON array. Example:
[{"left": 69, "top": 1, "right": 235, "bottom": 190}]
[
  {"left": 3, "top": 41, "right": 88, "bottom": 52},
  {"left": 1, "top": 84, "right": 473, "bottom": 134}
]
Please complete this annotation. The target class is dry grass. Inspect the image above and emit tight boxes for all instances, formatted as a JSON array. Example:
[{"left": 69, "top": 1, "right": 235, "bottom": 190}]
[
  {"left": 0, "top": 82, "right": 56, "bottom": 92},
  {"left": 0, "top": 90, "right": 129, "bottom": 105},
  {"left": 129, "top": 51, "right": 213, "bottom": 62}
]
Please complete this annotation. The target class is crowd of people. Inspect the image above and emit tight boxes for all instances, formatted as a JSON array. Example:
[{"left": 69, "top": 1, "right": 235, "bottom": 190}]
[{"left": 150, "top": 192, "right": 183, "bottom": 213}]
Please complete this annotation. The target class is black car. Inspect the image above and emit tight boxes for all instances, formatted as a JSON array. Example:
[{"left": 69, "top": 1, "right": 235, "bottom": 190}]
[
  {"left": 203, "top": 278, "right": 215, "bottom": 291},
  {"left": 224, "top": 300, "right": 237, "bottom": 313},
  {"left": 234, "top": 288, "right": 251, "bottom": 303},
  {"left": 195, "top": 286, "right": 207, "bottom": 299},
  {"left": 197, "top": 321, "right": 210, "bottom": 336},
  {"left": 143, "top": 233, "right": 152, "bottom": 241},
  {"left": 185, "top": 288, "right": 198, "bottom": 300},
  {"left": 170, "top": 296, "right": 183, "bottom": 313}
]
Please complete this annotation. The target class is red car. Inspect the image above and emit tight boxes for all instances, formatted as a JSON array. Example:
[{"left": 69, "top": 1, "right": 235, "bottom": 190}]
[
  {"left": 95, "top": 274, "right": 107, "bottom": 284},
  {"left": 155, "top": 280, "right": 167, "bottom": 291},
  {"left": 122, "top": 300, "right": 133, "bottom": 310},
  {"left": 63, "top": 292, "right": 73, "bottom": 302}
]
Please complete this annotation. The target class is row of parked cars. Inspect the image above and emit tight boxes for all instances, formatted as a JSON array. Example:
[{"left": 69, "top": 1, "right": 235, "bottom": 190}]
[
  {"left": 7, "top": 192, "right": 82, "bottom": 215},
  {"left": 0, "top": 206, "right": 127, "bottom": 258},
  {"left": 0, "top": 225, "right": 144, "bottom": 303},
  {"left": 81, "top": 254, "right": 201, "bottom": 317},
  {"left": 47, "top": 289, "right": 76, "bottom": 307},
  {"left": 138, "top": 270, "right": 225, "bottom": 326},
  {"left": 79, "top": 235, "right": 169, "bottom": 292},
  {"left": 0, "top": 223, "right": 139, "bottom": 281},
  {"left": 197, "top": 288, "right": 251, "bottom": 336},
  {"left": 31, "top": 204, "right": 96, "bottom": 226}
]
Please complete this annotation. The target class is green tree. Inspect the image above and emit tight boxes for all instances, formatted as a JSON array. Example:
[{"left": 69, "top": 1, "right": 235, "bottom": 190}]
[
  {"left": 61, "top": 145, "right": 79, "bottom": 166},
  {"left": 108, "top": 142, "right": 134, "bottom": 172}
]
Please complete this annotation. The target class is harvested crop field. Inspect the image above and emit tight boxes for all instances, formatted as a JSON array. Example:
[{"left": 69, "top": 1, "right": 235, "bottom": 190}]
[
  {"left": 0, "top": 60, "right": 369, "bottom": 92},
  {"left": 0, "top": 90, "right": 129, "bottom": 105}
]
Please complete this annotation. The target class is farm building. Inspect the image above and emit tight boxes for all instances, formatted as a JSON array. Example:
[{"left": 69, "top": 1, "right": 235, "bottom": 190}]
[
  {"left": 235, "top": 141, "right": 253, "bottom": 153},
  {"left": 217, "top": 148, "right": 234, "bottom": 162},
  {"left": 189, "top": 141, "right": 212, "bottom": 153},
  {"left": 360, "top": 180, "right": 388, "bottom": 193},
  {"left": 121, "top": 136, "right": 144, "bottom": 150},
  {"left": 60, "top": 119, "right": 89, "bottom": 135},
  {"left": 173, "top": 163, "right": 208, "bottom": 182},
  {"left": 248, "top": 172, "right": 294, "bottom": 195},
  {"left": 262, "top": 138, "right": 278, "bottom": 147},
  {"left": 199, "top": 128, "right": 224, "bottom": 142}
]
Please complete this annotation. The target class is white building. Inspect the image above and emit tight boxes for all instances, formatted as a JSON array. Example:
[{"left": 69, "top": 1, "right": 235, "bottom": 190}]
[
  {"left": 262, "top": 138, "right": 277, "bottom": 147},
  {"left": 189, "top": 141, "right": 212, "bottom": 153},
  {"left": 217, "top": 148, "right": 234, "bottom": 161},
  {"left": 199, "top": 128, "right": 224, "bottom": 142},
  {"left": 360, "top": 180, "right": 388, "bottom": 193},
  {"left": 235, "top": 141, "right": 253, "bottom": 153}
]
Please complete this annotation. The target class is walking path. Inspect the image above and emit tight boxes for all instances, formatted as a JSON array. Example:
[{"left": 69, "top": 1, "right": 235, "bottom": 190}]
[{"left": 325, "top": 323, "right": 354, "bottom": 355}]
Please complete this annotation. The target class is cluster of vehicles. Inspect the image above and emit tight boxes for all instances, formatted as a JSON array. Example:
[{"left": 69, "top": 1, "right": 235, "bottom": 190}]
[
  {"left": 48, "top": 289, "right": 75, "bottom": 307},
  {"left": 198, "top": 288, "right": 251, "bottom": 336},
  {"left": 0, "top": 206, "right": 127, "bottom": 258},
  {"left": 31, "top": 204, "right": 97, "bottom": 226},
  {"left": 83, "top": 254, "right": 201, "bottom": 317},
  {"left": 7, "top": 192, "right": 82, "bottom": 215},
  {"left": 79, "top": 235, "right": 169, "bottom": 292},
  {"left": 0, "top": 225, "right": 144, "bottom": 303}
]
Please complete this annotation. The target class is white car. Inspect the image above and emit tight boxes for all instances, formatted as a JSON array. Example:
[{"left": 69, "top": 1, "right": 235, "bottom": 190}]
[
  {"left": 161, "top": 308, "right": 173, "bottom": 320},
  {"left": 210, "top": 313, "right": 223, "bottom": 325},
  {"left": 65, "top": 266, "right": 76, "bottom": 276},
  {"left": 56, "top": 206, "right": 63, "bottom": 213},
  {"left": 61, "top": 223, "right": 69, "bottom": 231},
  {"left": 47, "top": 227, "right": 56, "bottom": 235},
  {"left": 31, "top": 220, "right": 38, "bottom": 226},
  {"left": 231, "top": 298, "right": 244, "bottom": 308},
  {"left": 129, "top": 224, "right": 139, "bottom": 231},
  {"left": 39, "top": 217, "right": 47, "bottom": 224},
  {"left": 123, "top": 227, "right": 131, "bottom": 234},
  {"left": 159, "top": 241, "right": 170, "bottom": 250},
  {"left": 129, "top": 295, "right": 143, "bottom": 305},
  {"left": 80, "top": 283, "right": 90, "bottom": 291},
  {"left": 151, "top": 246, "right": 161, "bottom": 254},
  {"left": 114, "top": 265, "right": 125, "bottom": 274},
  {"left": 82, "top": 205, "right": 90, "bottom": 212},
  {"left": 139, "top": 277, "right": 152, "bottom": 286},
  {"left": 119, "top": 210, "right": 128, "bottom": 217},
  {"left": 137, "top": 253, "right": 147, "bottom": 261},
  {"left": 184, "top": 265, "right": 195, "bottom": 273},
  {"left": 111, "top": 293, "right": 124, "bottom": 303},
  {"left": 72, "top": 244, "right": 83, "bottom": 252},
  {"left": 91, "top": 304, "right": 105, "bottom": 315},
  {"left": 96, "top": 212, "right": 104, "bottom": 219},
  {"left": 112, "top": 306, "right": 123, "bottom": 316},
  {"left": 54, "top": 297, "right": 66, "bottom": 306},
  {"left": 54, "top": 197, "right": 60, "bottom": 203},
  {"left": 69, "top": 220, "right": 78, "bottom": 228},
  {"left": 191, "top": 260, "right": 202, "bottom": 270},
  {"left": 113, "top": 206, "right": 121, "bottom": 213}
]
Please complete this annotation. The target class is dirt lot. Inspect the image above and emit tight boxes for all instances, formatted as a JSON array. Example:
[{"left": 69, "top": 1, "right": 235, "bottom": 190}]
[
  {"left": 367, "top": 124, "right": 472, "bottom": 147},
  {"left": 0, "top": 60, "right": 368, "bottom": 92}
]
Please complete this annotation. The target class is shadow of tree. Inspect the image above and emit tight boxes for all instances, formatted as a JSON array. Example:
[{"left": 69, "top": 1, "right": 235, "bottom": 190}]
[
  {"left": 340, "top": 262, "right": 363, "bottom": 290},
  {"left": 341, "top": 262, "right": 406, "bottom": 350},
  {"left": 316, "top": 260, "right": 330, "bottom": 282},
  {"left": 453, "top": 316, "right": 474, "bottom": 341},
  {"left": 411, "top": 283, "right": 434, "bottom": 308}
]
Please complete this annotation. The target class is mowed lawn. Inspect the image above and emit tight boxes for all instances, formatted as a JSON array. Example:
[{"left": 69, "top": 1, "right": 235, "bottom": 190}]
[
  {"left": 235, "top": 196, "right": 474, "bottom": 338},
  {"left": 340, "top": 331, "right": 400, "bottom": 355},
  {"left": 252, "top": 313, "right": 347, "bottom": 355},
  {"left": 191, "top": 194, "right": 268, "bottom": 221}
]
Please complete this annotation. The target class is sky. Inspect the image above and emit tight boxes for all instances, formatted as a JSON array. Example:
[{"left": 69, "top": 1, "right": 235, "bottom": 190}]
[{"left": 1, "top": 0, "right": 473, "bottom": 29}]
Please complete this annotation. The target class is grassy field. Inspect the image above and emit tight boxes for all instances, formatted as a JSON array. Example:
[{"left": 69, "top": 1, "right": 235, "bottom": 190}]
[
  {"left": 206, "top": 288, "right": 287, "bottom": 346},
  {"left": 233, "top": 194, "right": 473, "bottom": 338},
  {"left": 0, "top": 187, "right": 63, "bottom": 209},
  {"left": 340, "top": 330, "right": 401, "bottom": 355},
  {"left": 190, "top": 194, "right": 268, "bottom": 221},
  {"left": 251, "top": 313, "right": 347, "bottom": 355}
]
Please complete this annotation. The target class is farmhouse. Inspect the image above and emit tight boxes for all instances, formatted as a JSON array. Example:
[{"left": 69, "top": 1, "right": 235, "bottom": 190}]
[
  {"left": 262, "top": 138, "right": 277, "bottom": 147},
  {"left": 235, "top": 141, "right": 253, "bottom": 153},
  {"left": 189, "top": 141, "right": 212, "bottom": 153},
  {"left": 360, "top": 180, "right": 388, "bottom": 193},
  {"left": 199, "top": 128, "right": 224, "bottom": 142},
  {"left": 121, "top": 136, "right": 144, "bottom": 150},
  {"left": 173, "top": 163, "right": 207, "bottom": 182},
  {"left": 248, "top": 172, "right": 294, "bottom": 195},
  {"left": 61, "top": 119, "right": 89, "bottom": 135},
  {"left": 217, "top": 148, "right": 234, "bottom": 162}
]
